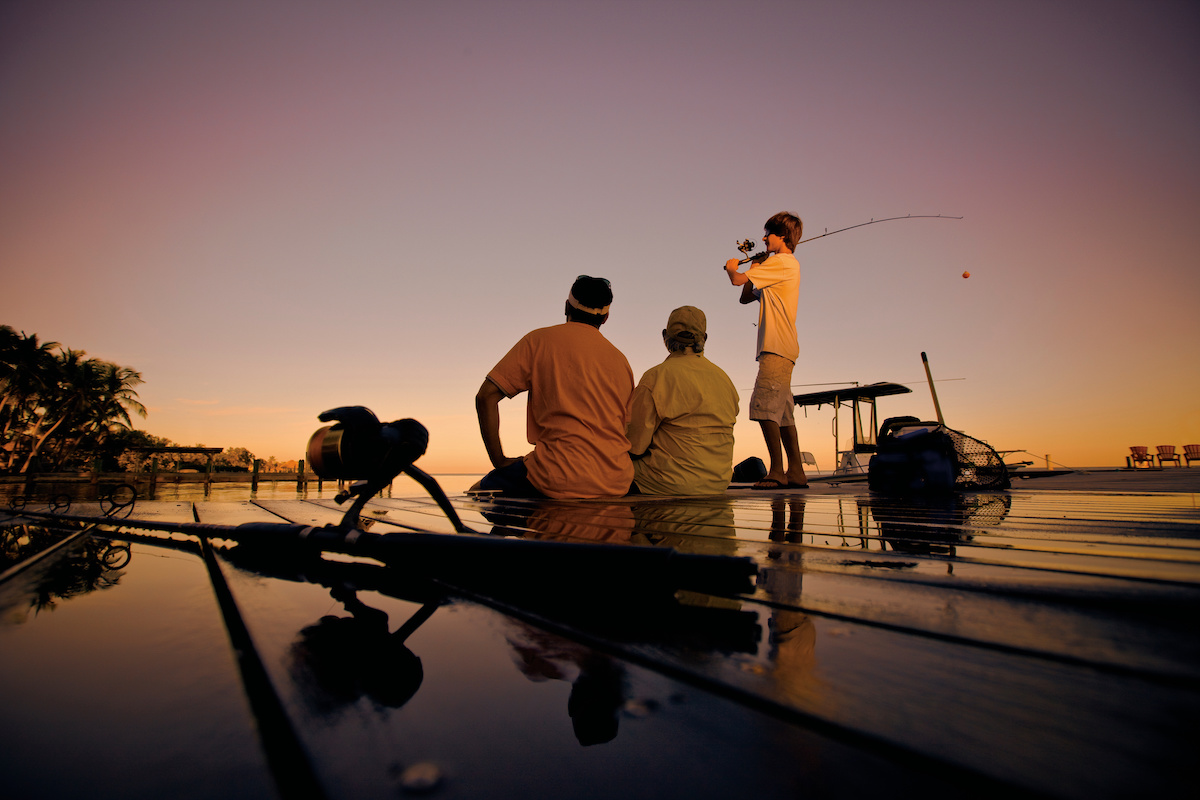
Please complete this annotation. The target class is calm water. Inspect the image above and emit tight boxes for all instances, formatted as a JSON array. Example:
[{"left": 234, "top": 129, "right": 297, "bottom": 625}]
[{"left": 0, "top": 474, "right": 485, "bottom": 506}]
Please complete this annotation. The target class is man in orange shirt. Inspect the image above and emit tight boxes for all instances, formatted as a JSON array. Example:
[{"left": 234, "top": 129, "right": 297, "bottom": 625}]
[{"left": 472, "top": 275, "right": 634, "bottom": 498}]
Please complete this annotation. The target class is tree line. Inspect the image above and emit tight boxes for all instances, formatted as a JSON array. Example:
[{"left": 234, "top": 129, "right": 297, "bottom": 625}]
[{"left": 1, "top": 326, "right": 257, "bottom": 475}]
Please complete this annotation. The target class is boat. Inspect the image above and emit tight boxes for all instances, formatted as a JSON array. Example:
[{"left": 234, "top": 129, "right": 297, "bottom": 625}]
[{"left": 791, "top": 371, "right": 1059, "bottom": 483}]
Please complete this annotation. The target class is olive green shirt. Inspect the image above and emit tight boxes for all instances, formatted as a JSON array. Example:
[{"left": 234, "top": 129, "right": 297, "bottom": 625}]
[{"left": 627, "top": 352, "right": 739, "bottom": 495}]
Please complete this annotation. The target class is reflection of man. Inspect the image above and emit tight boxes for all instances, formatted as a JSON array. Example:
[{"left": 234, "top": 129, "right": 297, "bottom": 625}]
[
  {"left": 630, "top": 497, "right": 737, "bottom": 553},
  {"left": 504, "top": 619, "right": 625, "bottom": 746},
  {"left": 481, "top": 501, "right": 637, "bottom": 543},
  {"left": 627, "top": 306, "right": 739, "bottom": 495},
  {"left": 473, "top": 275, "right": 634, "bottom": 499},
  {"left": 759, "top": 497, "right": 819, "bottom": 705}
]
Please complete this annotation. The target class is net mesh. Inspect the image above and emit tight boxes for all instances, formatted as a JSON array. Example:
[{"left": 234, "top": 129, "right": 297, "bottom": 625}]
[{"left": 943, "top": 427, "right": 1010, "bottom": 490}]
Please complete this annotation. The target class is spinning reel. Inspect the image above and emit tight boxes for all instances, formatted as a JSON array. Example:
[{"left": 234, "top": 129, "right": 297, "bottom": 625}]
[{"left": 307, "top": 406, "right": 469, "bottom": 532}]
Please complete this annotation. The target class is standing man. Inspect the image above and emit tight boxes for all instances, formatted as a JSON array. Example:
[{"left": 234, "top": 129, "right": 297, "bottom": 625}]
[
  {"left": 473, "top": 275, "right": 634, "bottom": 499},
  {"left": 724, "top": 212, "right": 808, "bottom": 489},
  {"left": 627, "top": 306, "right": 739, "bottom": 495}
]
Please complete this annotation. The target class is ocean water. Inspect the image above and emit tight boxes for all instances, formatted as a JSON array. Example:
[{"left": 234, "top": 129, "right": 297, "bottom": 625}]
[{"left": 0, "top": 474, "right": 485, "bottom": 506}]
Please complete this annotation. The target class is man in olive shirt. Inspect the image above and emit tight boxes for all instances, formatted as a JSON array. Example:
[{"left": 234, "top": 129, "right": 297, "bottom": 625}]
[{"left": 627, "top": 306, "right": 739, "bottom": 495}]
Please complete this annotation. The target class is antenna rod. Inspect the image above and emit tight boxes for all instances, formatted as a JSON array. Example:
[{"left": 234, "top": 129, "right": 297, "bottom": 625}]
[{"left": 921, "top": 351, "right": 944, "bottom": 425}]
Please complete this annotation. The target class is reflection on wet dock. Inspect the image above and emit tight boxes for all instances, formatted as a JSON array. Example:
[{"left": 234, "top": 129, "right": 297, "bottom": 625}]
[{"left": 2, "top": 481, "right": 1197, "bottom": 799}]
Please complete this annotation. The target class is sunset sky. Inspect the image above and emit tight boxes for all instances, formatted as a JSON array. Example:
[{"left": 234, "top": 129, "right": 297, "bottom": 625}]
[{"left": 2, "top": 0, "right": 1197, "bottom": 474}]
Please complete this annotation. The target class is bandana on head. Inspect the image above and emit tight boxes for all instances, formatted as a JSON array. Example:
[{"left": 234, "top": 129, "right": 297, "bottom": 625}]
[{"left": 567, "top": 291, "right": 610, "bottom": 316}]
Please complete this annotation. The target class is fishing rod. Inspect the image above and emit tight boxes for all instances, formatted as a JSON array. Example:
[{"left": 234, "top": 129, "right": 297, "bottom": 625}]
[
  {"left": 730, "top": 214, "right": 963, "bottom": 264},
  {"left": 798, "top": 214, "right": 963, "bottom": 246},
  {"left": 6, "top": 504, "right": 757, "bottom": 598},
  {"left": 5, "top": 404, "right": 759, "bottom": 596}
]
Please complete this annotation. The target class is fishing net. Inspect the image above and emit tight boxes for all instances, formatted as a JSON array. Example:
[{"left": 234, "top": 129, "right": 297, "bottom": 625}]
[
  {"left": 868, "top": 421, "right": 1010, "bottom": 493},
  {"left": 943, "top": 426, "right": 1010, "bottom": 490}
]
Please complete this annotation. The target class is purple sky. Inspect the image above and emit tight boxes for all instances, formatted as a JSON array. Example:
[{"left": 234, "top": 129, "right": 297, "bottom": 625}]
[{"left": 2, "top": 0, "right": 1197, "bottom": 471}]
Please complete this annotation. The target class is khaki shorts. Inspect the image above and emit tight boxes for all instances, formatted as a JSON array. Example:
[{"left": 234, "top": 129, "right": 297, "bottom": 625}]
[{"left": 749, "top": 352, "right": 796, "bottom": 426}]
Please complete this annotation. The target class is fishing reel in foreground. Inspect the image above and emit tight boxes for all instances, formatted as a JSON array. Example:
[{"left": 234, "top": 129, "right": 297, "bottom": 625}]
[
  {"left": 307, "top": 406, "right": 469, "bottom": 533},
  {"left": 308, "top": 406, "right": 428, "bottom": 484}
]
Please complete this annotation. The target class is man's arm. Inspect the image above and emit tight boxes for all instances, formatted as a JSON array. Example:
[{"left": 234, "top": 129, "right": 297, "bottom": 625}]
[
  {"left": 626, "top": 383, "right": 659, "bottom": 458},
  {"left": 725, "top": 259, "right": 759, "bottom": 304},
  {"left": 475, "top": 378, "right": 517, "bottom": 468}
]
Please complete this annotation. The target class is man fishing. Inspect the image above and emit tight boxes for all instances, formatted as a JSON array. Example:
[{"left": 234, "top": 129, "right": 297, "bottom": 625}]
[{"left": 724, "top": 211, "right": 808, "bottom": 490}]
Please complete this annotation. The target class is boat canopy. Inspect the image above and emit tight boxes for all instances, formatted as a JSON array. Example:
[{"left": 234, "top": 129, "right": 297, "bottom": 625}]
[
  {"left": 792, "top": 382, "right": 913, "bottom": 473},
  {"left": 792, "top": 382, "right": 912, "bottom": 409}
]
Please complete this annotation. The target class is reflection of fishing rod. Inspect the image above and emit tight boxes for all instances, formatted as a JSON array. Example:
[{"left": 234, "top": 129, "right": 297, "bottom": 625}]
[{"left": 730, "top": 214, "right": 963, "bottom": 264}]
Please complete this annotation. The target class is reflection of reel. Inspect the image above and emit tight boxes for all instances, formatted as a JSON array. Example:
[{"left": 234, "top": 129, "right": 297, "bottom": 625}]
[
  {"left": 100, "top": 483, "right": 137, "bottom": 519},
  {"left": 8, "top": 495, "right": 26, "bottom": 512},
  {"left": 101, "top": 543, "right": 132, "bottom": 569},
  {"left": 289, "top": 591, "right": 435, "bottom": 714},
  {"left": 50, "top": 494, "right": 71, "bottom": 512}
]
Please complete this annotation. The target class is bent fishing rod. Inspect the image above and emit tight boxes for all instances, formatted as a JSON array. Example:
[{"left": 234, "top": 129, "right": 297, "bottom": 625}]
[{"left": 730, "top": 213, "right": 963, "bottom": 265}]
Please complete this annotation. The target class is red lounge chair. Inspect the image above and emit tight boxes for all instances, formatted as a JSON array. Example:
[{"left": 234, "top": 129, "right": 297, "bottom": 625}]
[
  {"left": 1156, "top": 446, "right": 1181, "bottom": 467},
  {"left": 1128, "top": 446, "right": 1155, "bottom": 468},
  {"left": 1184, "top": 444, "right": 1200, "bottom": 467}
]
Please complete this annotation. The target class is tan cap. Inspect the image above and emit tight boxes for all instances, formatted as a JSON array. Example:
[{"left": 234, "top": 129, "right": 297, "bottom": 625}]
[{"left": 665, "top": 306, "right": 707, "bottom": 352}]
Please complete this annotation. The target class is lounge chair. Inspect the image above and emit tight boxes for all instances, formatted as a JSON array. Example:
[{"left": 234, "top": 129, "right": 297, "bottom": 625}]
[
  {"left": 1156, "top": 446, "right": 1181, "bottom": 468},
  {"left": 1184, "top": 444, "right": 1200, "bottom": 467},
  {"left": 1128, "top": 446, "right": 1155, "bottom": 468}
]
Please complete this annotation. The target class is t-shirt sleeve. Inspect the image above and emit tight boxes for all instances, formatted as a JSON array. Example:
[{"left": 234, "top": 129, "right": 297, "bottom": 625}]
[
  {"left": 487, "top": 334, "right": 534, "bottom": 397},
  {"left": 745, "top": 254, "right": 791, "bottom": 291}
]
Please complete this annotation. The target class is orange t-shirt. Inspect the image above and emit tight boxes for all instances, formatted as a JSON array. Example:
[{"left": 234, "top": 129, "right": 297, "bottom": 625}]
[{"left": 487, "top": 322, "right": 634, "bottom": 498}]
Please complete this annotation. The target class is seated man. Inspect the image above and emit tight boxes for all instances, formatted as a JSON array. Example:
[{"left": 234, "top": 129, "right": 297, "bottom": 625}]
[
  {"left": 627, "top": 306, "right": 739, "bottom": 495},
  {"left": 472, "top": 275, "right": 634, "bottom": 499}
]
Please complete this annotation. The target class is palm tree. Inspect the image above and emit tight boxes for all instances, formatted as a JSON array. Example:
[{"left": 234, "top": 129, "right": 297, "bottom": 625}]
[
  {"left": 18, "top": 348, "right": 97, "bottom": 473},
  {"left": 48, "top": 362, "right": 147, "bottom": 470},
  {"left": 2, "top": 327, "right": 148, "bottom": 474},
  {"left": 0, "top": 327, "right": 61, "bottom": 472}
]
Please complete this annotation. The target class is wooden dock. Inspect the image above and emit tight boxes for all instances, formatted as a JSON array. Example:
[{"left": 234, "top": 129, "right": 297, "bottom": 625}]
[{"left": 2, "top": 471, "right": 1197, "bottom": 799}]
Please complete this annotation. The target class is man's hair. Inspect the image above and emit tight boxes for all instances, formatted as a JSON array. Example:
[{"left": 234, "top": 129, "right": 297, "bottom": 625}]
[
  {"left": 566, "top": 275, "right": 613, "bottom": 326},
  {"left": 665, "top": 336, "right": 698, "bottom": 353},
  {"left": 765, "top": 211, "right": 803, "bottom": 250}
]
